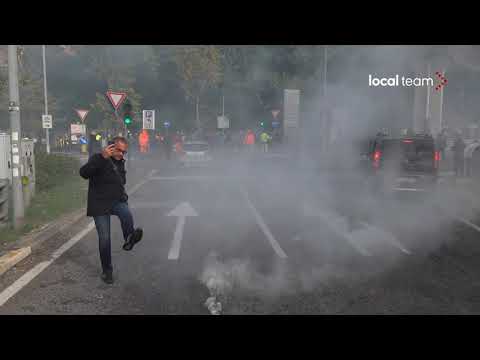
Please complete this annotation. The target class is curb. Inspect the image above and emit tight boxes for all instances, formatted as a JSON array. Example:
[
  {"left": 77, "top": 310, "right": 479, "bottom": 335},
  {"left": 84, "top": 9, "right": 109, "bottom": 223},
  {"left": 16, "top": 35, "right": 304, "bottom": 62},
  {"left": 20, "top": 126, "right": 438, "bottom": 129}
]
[
  {"left": 0, "top": 168, "right": 154, "bottom": 278},
  {"left": 0, "top": 247, "right": 31, "bottom": 276}
]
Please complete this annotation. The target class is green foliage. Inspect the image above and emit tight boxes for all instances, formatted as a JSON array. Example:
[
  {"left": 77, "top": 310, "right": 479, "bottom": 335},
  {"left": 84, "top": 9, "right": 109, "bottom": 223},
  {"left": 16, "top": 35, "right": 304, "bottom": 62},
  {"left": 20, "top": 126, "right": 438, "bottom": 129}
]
[{"left": 34, "top": 151, "right": 81, "bottom": 192}]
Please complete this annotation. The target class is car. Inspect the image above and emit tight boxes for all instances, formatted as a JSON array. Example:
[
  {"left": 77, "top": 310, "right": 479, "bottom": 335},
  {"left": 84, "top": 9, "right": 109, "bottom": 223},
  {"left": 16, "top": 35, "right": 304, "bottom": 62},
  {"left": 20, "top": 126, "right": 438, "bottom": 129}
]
[
  {"left": 365, "top": 134, "right": 440, "bottom": 195},
  {"left": 179, "top": 141, "right": 212, "bottom": 166}
]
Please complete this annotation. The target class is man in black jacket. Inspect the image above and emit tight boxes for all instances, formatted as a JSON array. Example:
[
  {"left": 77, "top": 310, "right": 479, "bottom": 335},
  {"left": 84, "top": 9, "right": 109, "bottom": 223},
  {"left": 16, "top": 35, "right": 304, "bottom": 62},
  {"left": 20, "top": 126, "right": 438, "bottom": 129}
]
[{"left": 79, "top": 136, "right": 143, "bottom": 284}]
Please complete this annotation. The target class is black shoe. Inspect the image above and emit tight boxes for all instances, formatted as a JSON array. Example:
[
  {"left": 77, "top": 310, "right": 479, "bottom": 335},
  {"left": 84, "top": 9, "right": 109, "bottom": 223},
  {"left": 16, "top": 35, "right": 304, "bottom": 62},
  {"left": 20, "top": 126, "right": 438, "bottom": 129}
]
[
  {"left": 101, "top": 271, "right": 114, "bottom": 284},
  {"left": 123, "top": 228, "right": 143, "bottom": 251}
]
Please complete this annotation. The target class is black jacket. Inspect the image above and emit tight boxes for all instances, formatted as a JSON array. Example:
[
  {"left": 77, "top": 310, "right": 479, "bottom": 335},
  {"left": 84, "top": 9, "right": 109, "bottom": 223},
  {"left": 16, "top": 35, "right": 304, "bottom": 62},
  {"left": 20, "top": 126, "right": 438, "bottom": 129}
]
[{"left": 79, "top": 153, "right": 128, "bottom": 217}]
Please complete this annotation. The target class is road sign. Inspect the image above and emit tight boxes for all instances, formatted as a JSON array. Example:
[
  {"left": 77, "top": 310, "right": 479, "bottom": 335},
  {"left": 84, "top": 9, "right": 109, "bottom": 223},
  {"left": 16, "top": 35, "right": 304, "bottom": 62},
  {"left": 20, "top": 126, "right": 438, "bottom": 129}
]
[
  {"left": 272, "top": 110, "right": 280, "bottom": 119},
  {"left": 283, "top": 89, "right": 300, "bottom": 128},
  {"left": 217, "top": 115, "right": 230, "bottom": 129},
  {"left": 106, "top": 91, "right": 127, "bottom": 110},
  {"left": 75, "top": 109, "right": 89, "bottom": 122},
  {"left": 79, "top": 136, "right": 88, "bottom": 144},
  {"left": 272, "top": 121, "right": 280, "bottom": 128},
  {"left": 42, "top": 115, "right": 52, "bottom": 129},
  {"left": 71, "top": 124, "right": 86, "bottom": 139},
  {"left": 164, "top": 121, "right": 171, "bottom": 128},
  {"left": 143, "top": 110, "right": 155, "bottom": 130}
]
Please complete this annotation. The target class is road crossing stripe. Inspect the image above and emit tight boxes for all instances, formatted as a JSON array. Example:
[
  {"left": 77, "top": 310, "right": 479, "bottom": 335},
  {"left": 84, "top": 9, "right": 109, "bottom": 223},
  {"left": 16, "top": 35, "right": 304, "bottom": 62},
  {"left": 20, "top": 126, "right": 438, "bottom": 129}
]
[{"left": 240, "top": 186, "right": 287, "bottom": 259}]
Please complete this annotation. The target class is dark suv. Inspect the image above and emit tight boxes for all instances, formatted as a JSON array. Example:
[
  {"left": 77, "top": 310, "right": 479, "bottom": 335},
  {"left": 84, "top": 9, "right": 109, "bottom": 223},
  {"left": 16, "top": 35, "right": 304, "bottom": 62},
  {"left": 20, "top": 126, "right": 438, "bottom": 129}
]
[{"left": 365, "top": 134, "right": 440, "bottom": 194}]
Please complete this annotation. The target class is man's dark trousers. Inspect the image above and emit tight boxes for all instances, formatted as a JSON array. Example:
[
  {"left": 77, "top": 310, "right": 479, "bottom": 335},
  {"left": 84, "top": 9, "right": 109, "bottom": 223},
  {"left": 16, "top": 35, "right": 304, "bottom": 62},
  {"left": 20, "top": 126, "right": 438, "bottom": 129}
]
[{"left": 93, "top": 200, "right": 134, "bottom": 273}]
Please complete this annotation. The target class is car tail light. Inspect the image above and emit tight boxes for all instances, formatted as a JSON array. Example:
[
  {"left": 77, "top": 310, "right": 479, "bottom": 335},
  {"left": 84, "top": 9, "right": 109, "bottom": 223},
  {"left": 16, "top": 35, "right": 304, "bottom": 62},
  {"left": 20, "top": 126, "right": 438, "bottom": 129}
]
[{"left": 403, "top": 139, "right": 414, "bottom": 143}]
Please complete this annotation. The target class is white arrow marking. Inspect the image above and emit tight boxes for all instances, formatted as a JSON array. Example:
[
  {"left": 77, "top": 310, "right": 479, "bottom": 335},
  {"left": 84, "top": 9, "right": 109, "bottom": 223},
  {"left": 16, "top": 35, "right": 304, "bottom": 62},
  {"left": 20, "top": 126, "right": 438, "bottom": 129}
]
[{"left": 166, "top": 202, "right": 198, "bottom": 260}]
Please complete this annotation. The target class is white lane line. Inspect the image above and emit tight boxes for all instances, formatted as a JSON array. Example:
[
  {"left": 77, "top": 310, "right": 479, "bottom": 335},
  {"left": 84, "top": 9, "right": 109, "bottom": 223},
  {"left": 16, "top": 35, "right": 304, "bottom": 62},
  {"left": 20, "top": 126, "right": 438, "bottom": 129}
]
[
  {"left": 168, "top": 216, "right": 186, "bottom": 260},
  {"left": 434, "top": 204, "right": 480, "bottom": 234},
  {"left": 51, "top": 222, "right": 96, "bottom": 259},
  {"left": 450, "top": 215, "right": 480, "bottom": 233},
  {"left": 359, "top": 222, "right": 411, "bottom": 255},
  {"left": 240, "top": 186, "right": 287, "bottom": 259},
  {"left": 166, "top": 202, "right": 198, "bottom": 261},
  {"left": 303, "top": 201, "right": 371, "bottom": 257},
  {"left": 0, "top": 261, "right": 51, "bottom": 307},
  {"left": 0, "top": 173, "right": 154, "bottom": 307}
]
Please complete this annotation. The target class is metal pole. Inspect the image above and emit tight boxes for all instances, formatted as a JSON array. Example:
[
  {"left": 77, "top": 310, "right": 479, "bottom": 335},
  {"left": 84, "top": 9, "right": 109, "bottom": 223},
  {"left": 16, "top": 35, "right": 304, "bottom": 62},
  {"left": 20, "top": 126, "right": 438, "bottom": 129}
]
[
  {"left": 42, "top": 45, "right": 50, "bottom": 154},
  {"left": 8, "top": 45, "right": 25, "bottom": 228},
  {"left": 322, "top": 45, "right": 328, "bottom": 153},
  {"left": 425, "top": 63, "right": 431, "bottom": 133},
  {"left": 222, "top": 95, "right": 225, "bottom": 117},
  {"left": 439, "top": 68, "right": 445, "bottom": 131}
]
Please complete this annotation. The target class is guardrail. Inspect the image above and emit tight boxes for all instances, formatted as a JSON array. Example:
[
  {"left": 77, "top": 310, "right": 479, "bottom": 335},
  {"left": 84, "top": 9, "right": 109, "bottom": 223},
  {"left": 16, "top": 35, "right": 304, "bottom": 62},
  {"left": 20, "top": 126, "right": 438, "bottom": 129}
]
[{"left": 0, "top": 179, "right": 9, "bottom": 228}]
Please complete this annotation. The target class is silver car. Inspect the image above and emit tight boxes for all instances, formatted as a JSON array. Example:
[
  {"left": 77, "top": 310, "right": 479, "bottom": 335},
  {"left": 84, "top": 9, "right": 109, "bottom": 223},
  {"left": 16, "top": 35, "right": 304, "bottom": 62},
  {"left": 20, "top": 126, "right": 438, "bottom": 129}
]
[{"left": 179, "top": 141, "right": 212, "bottom": 166}]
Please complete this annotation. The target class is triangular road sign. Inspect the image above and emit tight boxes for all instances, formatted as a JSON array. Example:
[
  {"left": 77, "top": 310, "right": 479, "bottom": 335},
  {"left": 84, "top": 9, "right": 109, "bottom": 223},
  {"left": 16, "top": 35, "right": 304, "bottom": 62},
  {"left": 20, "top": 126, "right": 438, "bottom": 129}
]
[
  {"left": 272, "top": 110, "right": 280, "bottom": 119},
  {"left": 106, "top": 91, "right": 127, "bottom": 110},
  {"left": 75, "top": 109, "right": 89, "bottom": 122}
]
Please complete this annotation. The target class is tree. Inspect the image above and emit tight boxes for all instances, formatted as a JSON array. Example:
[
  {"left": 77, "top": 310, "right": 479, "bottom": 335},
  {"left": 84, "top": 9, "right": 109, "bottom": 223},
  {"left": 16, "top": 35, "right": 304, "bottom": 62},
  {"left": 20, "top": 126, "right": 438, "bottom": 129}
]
[
  {"left": 175, "top": 46, "right": 223, "bottom": 128},
  {"left": 90, "top": 87, "right": 142, "bottom": 135}
]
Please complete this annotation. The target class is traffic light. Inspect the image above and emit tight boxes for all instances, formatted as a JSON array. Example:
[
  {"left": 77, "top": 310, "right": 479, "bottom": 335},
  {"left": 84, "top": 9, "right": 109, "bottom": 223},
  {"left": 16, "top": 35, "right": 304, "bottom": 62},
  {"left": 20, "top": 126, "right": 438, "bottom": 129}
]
[
  {"left": 123, "top": 102, "right": 133, "bottom": 126},
  {"left": 260, "top": 121, "right": 265, "bottom": 127},
  {"left": 124, "top": 114, "right": 132, "bottom": 125}
]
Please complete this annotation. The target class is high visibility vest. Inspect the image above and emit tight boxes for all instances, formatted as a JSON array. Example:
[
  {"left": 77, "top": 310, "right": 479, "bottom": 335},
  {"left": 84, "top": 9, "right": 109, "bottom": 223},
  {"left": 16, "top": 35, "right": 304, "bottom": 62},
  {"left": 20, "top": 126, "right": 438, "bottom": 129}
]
[{"left": 260, "top": 132, "right": 270, "bottom": 143}]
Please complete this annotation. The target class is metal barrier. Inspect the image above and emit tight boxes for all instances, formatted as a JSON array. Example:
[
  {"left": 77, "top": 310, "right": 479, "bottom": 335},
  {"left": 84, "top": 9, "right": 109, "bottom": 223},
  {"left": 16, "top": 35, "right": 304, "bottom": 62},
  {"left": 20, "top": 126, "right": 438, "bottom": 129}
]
[{"left": 0, "top": 179, "right": 8, "bottom": 228}]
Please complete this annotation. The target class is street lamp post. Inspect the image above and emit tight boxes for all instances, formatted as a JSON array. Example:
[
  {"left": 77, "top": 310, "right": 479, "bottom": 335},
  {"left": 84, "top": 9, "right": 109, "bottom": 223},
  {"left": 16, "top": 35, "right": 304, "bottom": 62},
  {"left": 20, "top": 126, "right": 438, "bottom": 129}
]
[{"left": 42, "top": 45, "right": 50, "bottom": 154}]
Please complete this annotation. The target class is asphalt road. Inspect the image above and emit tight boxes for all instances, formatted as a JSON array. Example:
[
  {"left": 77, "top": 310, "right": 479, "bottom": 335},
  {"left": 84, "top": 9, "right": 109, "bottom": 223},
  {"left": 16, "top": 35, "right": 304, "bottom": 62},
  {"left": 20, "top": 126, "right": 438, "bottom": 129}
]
[{"left": 2, "top": 151, "right": 480, "bottom": 314}]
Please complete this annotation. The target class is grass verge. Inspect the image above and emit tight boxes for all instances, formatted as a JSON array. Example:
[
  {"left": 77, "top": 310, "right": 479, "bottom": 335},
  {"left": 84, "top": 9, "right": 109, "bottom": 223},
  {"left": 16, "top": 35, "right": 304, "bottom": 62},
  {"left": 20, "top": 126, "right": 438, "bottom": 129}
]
[{"left": 1, "top": 153, "right": 87, "bottom": 247}]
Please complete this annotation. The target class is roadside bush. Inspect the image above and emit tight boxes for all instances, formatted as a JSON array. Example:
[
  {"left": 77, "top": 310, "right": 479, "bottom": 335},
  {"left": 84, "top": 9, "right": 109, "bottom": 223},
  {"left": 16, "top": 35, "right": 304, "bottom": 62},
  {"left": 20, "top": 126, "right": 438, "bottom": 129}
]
[{"left": 34, "top": 151, "right": 81, "bottom": 192}]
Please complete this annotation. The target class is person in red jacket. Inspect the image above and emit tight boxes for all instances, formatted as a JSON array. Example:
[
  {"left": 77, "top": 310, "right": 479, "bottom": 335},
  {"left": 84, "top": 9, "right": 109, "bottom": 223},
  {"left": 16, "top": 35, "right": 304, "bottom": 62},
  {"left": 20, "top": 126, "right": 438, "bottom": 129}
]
[
  {"left": 243, "top": 129, "right": 255, "bottom": 154},
  {"left": 139, "top": 130, "right": 150, "bottom": 153}
]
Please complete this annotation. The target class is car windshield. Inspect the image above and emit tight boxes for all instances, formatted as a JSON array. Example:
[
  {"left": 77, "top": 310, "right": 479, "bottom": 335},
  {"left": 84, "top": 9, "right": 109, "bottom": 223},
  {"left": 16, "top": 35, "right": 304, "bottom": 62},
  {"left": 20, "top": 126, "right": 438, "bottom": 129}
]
[{"left": 183, "top": 143, "right": 208, "bottom": 152}]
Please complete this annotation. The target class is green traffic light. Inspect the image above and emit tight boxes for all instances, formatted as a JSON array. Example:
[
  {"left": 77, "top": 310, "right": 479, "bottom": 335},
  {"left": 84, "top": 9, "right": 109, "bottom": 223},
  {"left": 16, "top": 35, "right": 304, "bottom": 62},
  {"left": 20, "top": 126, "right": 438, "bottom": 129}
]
[
  {"left": 260, "top": 122, "right": 264, "bottom": 127},
  {"left": 124, "top": 116, "right": 132, "bottom": 125}
]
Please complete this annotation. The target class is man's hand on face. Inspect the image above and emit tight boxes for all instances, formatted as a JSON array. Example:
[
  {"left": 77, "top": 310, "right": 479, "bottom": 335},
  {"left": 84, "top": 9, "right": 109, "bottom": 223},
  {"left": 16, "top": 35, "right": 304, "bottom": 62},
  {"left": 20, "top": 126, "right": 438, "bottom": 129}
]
[{"left": 102, "top": 144, "right": 116, "bottom": 159}]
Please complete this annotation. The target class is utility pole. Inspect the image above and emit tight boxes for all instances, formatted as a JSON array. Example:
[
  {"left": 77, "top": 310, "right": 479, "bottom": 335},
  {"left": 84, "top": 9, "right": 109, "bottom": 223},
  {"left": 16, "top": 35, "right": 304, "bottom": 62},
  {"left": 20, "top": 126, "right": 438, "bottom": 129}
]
[
  {"left": 42, "top": 45, "right": 50, "bottom": 154},
  {"left": 8, "top": 45, "right": 25, "bottom": 228},
  {"left": 322, "top": 45, "right": 329, "bottom": 153}
]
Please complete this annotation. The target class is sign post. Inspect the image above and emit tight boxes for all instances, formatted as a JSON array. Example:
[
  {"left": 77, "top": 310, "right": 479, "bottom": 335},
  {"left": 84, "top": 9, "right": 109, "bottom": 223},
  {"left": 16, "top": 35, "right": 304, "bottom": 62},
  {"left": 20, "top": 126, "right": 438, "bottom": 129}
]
[
  {"left": 143, "top": 110, "right": 155, "bottom": 130},
  {"left": 283, "top": 89, "right": 301, "bottom": 147}
]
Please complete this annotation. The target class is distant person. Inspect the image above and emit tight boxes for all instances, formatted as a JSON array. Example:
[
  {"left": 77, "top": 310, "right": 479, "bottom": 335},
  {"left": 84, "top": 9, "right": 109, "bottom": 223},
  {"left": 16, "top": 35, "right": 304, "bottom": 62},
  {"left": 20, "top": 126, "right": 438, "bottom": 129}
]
[
  {"left": 138, "top": 130, "right": 150, "bottom": 153},
  {"left": 436, "top": 129, "right": 447, "bottom": 160},
  {"left": 79, "top": 137, "right": 143, "bottom": 284},
  {"left": 244, "top": 129, "right": 256, "bottom": 153},
  {"left": 163, "top": 133, "right": 172, "bottom": 160},
  {"left": 260, "top": 131, "right": 272, "bottom": 153},
  {"left": 452, "top": 132, "right": 466, "bottom": 177},
  {"left": 88, "top": 131, "right": 102, "bottom": 157}
]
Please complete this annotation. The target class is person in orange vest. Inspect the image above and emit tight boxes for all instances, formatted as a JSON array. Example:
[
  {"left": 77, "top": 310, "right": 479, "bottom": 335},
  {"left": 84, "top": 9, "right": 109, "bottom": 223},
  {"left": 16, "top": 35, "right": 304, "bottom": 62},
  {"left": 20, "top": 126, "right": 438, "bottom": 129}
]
[
  {"left": 138, "top": 129, "right": 150, "bottom": 153},
  {"left": 243, "top": 129, "right": 256, "bottom": 153}
]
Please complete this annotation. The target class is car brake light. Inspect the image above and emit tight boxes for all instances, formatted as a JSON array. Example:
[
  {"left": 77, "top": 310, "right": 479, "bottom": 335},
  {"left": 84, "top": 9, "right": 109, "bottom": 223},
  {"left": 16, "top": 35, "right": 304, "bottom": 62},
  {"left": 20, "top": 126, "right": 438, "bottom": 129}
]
[
  {"left": 434, "top": 151, "right": 440, "bottom": 162},
  {"left": 403, "top": 140, "right": 414, "bottom": 143}
]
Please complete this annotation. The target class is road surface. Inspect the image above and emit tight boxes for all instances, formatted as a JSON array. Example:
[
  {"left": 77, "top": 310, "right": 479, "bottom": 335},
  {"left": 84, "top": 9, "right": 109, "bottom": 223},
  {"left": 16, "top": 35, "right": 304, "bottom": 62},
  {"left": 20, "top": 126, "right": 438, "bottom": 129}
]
[{"left": 1, "top": 152, "right": 480, "bottom": 314}]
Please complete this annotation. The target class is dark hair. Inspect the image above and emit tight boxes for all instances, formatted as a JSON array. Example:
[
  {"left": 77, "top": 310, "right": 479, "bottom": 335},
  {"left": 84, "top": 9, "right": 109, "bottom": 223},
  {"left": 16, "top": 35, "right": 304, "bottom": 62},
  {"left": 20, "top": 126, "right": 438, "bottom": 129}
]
[{"left": 112, "top": 136, "right": 128, "bottom": 144}]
